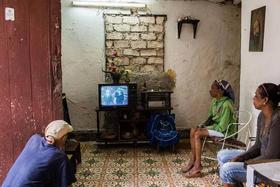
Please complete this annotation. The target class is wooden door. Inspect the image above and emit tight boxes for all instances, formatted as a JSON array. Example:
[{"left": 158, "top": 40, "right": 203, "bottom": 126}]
[{"left": 0, "top": 0, "right": 62, "bottom": 182}]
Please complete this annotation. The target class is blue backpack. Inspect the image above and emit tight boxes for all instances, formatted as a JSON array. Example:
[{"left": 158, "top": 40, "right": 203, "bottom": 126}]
[{"left": 147, "top": 113, "right": 179, "bottom": 148}]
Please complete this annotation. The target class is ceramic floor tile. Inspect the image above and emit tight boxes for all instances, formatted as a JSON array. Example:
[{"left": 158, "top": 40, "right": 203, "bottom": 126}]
[{"left": 73, "top": 141, "right": 223, "bottom": 187}]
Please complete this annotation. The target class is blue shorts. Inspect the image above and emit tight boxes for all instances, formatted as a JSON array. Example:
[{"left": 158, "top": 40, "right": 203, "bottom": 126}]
[{"left": 217, "top": 149, "right": 246, "bottom": 184}]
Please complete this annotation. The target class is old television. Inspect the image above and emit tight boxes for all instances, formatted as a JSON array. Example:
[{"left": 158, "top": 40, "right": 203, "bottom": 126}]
[{"left": 98, "top": 83, "right": 137, "bottom": 110}]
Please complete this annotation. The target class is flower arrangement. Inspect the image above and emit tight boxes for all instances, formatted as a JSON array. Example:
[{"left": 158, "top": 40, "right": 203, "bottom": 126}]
[
  {"left": 103, "top": 50, "right": 131, "bottom": 83},
  {"left": 161, "top": 68, "right": 176, "bottom": 90},
  {"left": 165, "top": 69, "right": 176, "bottom": 81}
]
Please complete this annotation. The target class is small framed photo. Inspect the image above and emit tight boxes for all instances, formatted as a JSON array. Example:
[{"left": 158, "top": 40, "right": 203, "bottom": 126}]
[{"left": 249, "top": 6, "right": 266, "bottom": 52}]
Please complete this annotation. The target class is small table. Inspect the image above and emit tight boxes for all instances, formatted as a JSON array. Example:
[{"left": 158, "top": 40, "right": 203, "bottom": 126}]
[{"left": 247, "top": 161, "right": 280, "bottom": 187}]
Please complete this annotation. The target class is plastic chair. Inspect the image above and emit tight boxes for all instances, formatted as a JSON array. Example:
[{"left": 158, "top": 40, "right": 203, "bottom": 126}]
[{"left": 201, "top": 110, "right": 253, "bottom": 161}]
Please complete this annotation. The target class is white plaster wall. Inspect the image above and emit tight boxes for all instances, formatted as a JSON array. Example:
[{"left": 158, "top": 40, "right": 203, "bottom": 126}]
[
  {"left": 62, "top": 0, "right": 241, "bottom": 130},
  {"left": 62, "top": 1, "right": 105, "bottom": 130},
  {"left": 240, "top": 0, "right": 280, "bottom": 137}
]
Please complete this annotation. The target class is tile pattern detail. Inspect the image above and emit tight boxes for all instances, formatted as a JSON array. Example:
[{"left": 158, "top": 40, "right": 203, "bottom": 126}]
[{"left": 73, "top": 142, "right": 223, "bottom": 187}]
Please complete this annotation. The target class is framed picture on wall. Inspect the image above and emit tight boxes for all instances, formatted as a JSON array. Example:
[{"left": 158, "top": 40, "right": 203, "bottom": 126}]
[{"left": 249, "top": 6, "right": 266, "bottom": 52}]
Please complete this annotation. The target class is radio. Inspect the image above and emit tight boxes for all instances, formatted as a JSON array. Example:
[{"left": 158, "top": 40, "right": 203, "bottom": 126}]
[{"left": 141, "top": 90, "right": 173, "bottom": 109}]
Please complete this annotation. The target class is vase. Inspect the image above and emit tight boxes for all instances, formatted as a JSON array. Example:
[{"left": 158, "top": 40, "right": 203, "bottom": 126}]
[{"left": 111, "top": 73, "right": 121, "bottom": 83}]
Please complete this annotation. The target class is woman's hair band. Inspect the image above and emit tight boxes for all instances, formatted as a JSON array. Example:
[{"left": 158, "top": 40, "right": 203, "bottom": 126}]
[{"left": 261, "top": 84, "right": 269, "bottom": 97}]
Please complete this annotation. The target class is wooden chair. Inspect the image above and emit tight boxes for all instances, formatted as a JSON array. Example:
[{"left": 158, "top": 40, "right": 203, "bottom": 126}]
[{"left": 63, "top": 93, "right": 81, "bottom": 173}]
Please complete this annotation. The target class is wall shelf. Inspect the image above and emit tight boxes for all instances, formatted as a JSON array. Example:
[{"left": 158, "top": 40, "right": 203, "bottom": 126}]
[{"left": 177, "top": 17, "right": 200, "bottom": 39}]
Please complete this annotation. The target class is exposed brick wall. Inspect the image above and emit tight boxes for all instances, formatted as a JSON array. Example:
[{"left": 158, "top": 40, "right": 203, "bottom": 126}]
[{"left": 104, "top": 14, "right": 166, "bottom": 75}]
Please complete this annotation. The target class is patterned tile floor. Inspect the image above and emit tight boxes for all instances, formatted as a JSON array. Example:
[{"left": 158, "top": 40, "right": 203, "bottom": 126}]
[{"left": 73, "top": 141, "right": 223, "bottom": 187}]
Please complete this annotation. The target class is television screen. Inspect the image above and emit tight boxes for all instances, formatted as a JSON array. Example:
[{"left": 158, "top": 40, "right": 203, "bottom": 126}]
[{"left": 100, "top": 85, "right": 128, "bottom": 107}]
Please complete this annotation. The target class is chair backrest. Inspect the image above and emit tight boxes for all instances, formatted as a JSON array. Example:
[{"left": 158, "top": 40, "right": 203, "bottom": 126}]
[
  {"left": 236, "top": 110, "right": 253, "bottom": 143},
  {"left": 202, "top": 110, "right": 253, "bottom": 161},
  {"left": 222, "top": 110, "right": 253, "bottom": 150},
  {"left": 62, "top": 93, "right": 71, "bottom": 124}
]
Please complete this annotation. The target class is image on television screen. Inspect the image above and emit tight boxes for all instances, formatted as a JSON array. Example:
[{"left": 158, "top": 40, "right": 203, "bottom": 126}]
[{"left": 101, "top": 85, "right": 128, "bottom": 106}]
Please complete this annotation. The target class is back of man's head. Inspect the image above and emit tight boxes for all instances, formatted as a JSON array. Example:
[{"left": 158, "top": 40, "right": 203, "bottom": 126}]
[{"left": 45, "top": 120, "right": 73, "bottom": 145}]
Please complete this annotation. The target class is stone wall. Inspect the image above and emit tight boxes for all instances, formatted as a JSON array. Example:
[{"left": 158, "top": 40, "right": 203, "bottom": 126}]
[{"left": 104, "top": 14, "right": 166, "bottom": 77}]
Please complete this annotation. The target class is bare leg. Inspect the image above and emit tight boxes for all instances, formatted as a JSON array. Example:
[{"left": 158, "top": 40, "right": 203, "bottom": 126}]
[
  {"left": 189, "top": 127, "right": 197, "bottom": 163},
  {"left": 182, "top": 128, "right": 197, "bottom": 172},
  {"left": 185, "top": 128, "right": 210, "bottom": 177},
  {"left": 192, "top": 128, "right": 209, "bottom": 170}
]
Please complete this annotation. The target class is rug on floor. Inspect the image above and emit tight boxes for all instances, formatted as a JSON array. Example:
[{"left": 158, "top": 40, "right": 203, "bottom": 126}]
[{"left": 73, "top": 141, "right": 223, "bottom": 187}]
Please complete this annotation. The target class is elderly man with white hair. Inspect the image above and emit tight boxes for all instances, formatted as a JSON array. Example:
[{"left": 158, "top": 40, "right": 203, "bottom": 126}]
[{"left": 2, "top": 120, "right": 76, "bottom": 187}]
